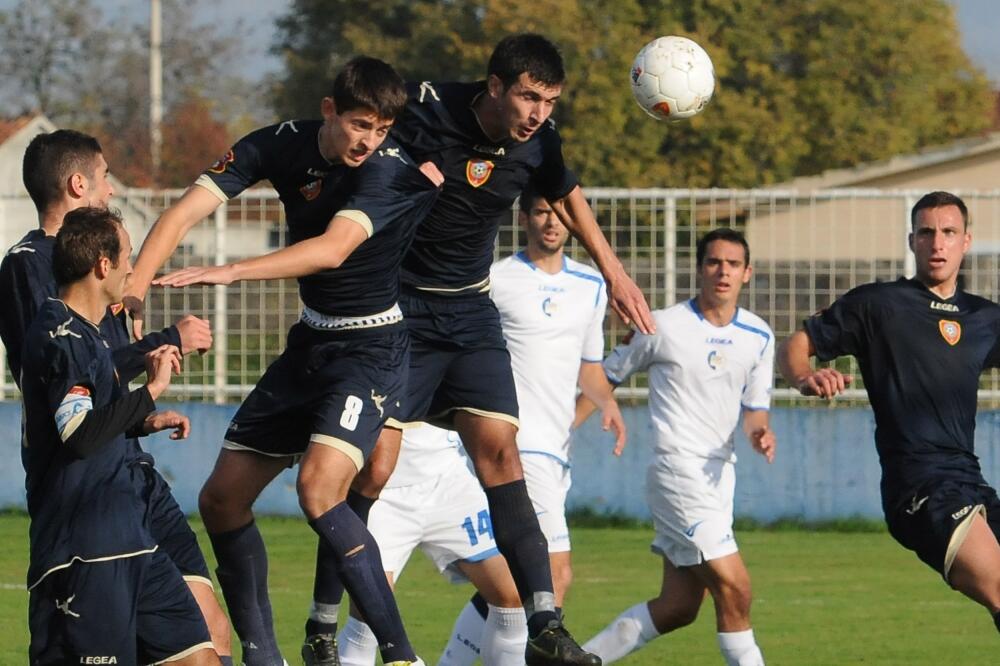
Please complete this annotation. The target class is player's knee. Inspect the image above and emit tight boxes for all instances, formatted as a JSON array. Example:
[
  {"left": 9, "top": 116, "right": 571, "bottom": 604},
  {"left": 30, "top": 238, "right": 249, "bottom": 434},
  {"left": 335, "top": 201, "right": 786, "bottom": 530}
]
[
  {"left": 356, "top": 454, "right": 394, "bottom": 496},
  {"left": 198, "top": 482, "right": 239, "bottom": 525},
  {"left": 714, "top": 578, "right": 753, "bottom": 618},
  {"left": 650, "top": 595, "right": 701, "bottom": 631},
  {"left": 471, "top": 439, "right": 522, "bottom": 482}
]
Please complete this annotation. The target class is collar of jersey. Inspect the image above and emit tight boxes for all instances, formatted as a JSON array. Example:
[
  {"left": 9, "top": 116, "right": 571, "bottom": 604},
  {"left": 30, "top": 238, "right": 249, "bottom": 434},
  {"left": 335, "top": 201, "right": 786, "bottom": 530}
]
[
  {"left": 515, "top": 250, "right": 566, "bottom": 275},
  {"left": 688, "top": 298, "right": 739, "bottom": 328}
]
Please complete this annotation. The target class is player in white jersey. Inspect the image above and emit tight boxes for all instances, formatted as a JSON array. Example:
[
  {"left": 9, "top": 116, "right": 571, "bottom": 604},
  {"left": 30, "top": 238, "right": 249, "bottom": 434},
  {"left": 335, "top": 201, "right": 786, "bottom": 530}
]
[
  {"left": 582, "top": 229, "right": 775, "bottom": 666},
  {"left": 337, "top": 423, "right": 528, "bottom": 666},
  {"left": 489, "top": 188, "right": 625, "bottom": 607}
]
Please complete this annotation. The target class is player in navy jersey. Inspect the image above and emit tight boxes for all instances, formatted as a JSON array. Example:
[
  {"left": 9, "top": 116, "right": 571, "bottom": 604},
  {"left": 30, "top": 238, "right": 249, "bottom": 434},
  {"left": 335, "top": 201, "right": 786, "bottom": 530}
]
[
  {"left": 130, "top": 57, "right": 440, "bottom": 666},
  {"left": 780, "top": 191, "right": 1000, "bottom": 634},
  {"left": 22, "top": 207, "right": 218, "bottom": 665},
  {"left": 0, "top": 130, "right": 233, "bottom": 661},
  {"left": 350, "top": 34, "right": 651, "bottom": 665}
]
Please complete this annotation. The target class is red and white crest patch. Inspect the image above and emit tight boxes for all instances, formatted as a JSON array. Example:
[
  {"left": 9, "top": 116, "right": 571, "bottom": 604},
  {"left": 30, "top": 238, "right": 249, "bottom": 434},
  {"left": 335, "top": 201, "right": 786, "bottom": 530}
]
[
  {"left": 939, "top": 319, "right": 961, "bottom": 346},
  {"left": 300, "top": 179, "right": 322, "bottom": 201},
  {"left": 466, "top": 159, "right": 495, "bottom": 188},
  {"left": 207, "top": 149, "right": 235, "bottom": 174}
]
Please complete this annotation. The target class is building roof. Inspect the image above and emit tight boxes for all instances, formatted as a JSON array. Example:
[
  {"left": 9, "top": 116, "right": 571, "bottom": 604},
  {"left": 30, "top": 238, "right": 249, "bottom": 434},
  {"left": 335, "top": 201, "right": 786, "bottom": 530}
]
[
  {"left": 0, "top": 116, "right": 34, "bottom": 145},
  {"left": 776, "top": 130, "right": 1000, "bottom": 192}
]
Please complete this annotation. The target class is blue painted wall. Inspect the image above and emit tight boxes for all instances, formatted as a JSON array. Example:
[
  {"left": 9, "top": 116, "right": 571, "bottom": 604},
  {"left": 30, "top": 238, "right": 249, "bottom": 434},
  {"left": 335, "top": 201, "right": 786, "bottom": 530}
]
[{"left": 3, "top": 401, "right": 999, "bottom": 523}]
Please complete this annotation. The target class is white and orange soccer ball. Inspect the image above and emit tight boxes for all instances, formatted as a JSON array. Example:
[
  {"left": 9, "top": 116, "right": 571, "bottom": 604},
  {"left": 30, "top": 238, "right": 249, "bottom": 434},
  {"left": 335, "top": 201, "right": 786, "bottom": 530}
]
[{"left": 630, "top": 36, "right": 715, "bottom": 121}]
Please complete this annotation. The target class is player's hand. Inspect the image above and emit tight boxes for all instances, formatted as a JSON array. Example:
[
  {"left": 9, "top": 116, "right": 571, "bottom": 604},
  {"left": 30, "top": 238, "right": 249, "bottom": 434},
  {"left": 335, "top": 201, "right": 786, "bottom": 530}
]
[
  {"left": 606, "top": 272, "right": 656, "bottom": 334},
  {"left": 123, "top": 294, "right": 145, "bottom": 340},
  {"left": 418, "top": 161, "right": 445, "bottom": 187},
  {"left": 796, "top": 368, "right": 852, "bottom": 399},
  {"left": 174, "top": 315, "right": 212, "bottom": 355},
  {"left": 144, "top": 345, "right": 182, "bottom": 399},
  {"left": 601, "top": 399, "right": 627, "bottom": 456},
  {"left": 142, "top": 410, "right": 191, "bottom": 439},
  {"left": 154, "top": 265, "right": 237, "bottom": 287},
  {"left": 750, "top": 426, "right": 776, "bottom": 463}
]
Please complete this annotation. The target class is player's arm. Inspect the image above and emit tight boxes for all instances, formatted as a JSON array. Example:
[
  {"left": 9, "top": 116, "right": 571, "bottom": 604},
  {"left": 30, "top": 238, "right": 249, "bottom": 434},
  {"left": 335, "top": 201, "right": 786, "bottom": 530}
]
[
  {"left": 577, "top": 362, "right": 626, "bottom": 455},
  {"left": 153, "top": 214, "right": 370, "bottom": 287},
  {"left": 742, "top": 408, "right": 775, "bottom": 463},
  {"left": 778, "top": 330, "right": 852, "bottom": 398},
  {"left": 549, "top": 186, "right": 655, "bottom": 334},
  {"left": 57, "top": 346, "right": 181, "bottom": 458},
  {"left": 111, "top": 315, "right": 211, "bottom": 383},
  {"left": 124, "top": 185, "right": 223, "bottom": 336}
]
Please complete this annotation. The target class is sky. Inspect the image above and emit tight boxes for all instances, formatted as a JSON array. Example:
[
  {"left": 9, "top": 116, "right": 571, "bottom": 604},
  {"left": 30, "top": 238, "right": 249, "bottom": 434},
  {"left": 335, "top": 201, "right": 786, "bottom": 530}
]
[{"left": 0, "top": 1, "right": 997, "bottom": 83}]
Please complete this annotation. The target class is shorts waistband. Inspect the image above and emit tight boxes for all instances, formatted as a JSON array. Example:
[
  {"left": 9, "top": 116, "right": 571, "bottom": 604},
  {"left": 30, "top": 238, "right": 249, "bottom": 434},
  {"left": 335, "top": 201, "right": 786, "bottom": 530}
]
[{"left": 301, "top": 304, "right": 403, "bottom": 331}]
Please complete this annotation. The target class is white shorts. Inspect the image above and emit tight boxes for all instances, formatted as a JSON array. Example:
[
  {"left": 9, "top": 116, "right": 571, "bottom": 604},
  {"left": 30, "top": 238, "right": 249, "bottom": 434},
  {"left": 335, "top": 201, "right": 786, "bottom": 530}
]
[
  {"left": 368, "top": 458, "right": 499, "bottom": 583},
  {"left": 521, "top": 453, "right": 571, "bottom": 553},
  {"left": 646, "top": 456, "right": 738, "bottom": 567}
]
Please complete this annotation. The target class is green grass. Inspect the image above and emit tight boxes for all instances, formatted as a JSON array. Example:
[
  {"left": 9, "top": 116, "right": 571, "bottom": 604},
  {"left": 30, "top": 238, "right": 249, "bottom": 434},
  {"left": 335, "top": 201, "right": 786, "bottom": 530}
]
[{"left": 0, "top": 514, "right": 995, "bottom": 664}]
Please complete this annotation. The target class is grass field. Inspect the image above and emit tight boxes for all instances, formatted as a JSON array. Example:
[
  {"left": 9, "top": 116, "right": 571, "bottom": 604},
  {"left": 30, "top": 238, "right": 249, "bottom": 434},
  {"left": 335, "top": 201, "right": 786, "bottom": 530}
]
[{"left": 0, "top": 514, "right": 995, "bottom": 664}]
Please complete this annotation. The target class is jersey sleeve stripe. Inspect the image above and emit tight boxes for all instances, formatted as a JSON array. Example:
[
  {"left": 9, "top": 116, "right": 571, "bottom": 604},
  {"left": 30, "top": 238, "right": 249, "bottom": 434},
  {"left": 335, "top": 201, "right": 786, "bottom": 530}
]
[
  {"left": 335, "top": 210, "right": 374, "bottom": 238},
  {"left": 194, "top": 175, "right": 229, "bottom": 203}
]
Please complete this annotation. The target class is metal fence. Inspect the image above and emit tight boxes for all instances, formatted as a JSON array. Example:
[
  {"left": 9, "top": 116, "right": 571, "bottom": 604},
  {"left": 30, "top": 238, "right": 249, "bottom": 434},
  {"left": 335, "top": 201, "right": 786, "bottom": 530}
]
[{"left": 4, "top": 187, "right": 1000, "bottom": 405}]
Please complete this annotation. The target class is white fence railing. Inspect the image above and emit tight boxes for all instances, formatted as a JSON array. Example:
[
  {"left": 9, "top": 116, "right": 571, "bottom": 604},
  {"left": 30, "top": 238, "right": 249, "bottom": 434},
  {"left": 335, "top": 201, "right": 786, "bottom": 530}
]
[{"left": 4, "top": 188, "right": 1000, "bottom": 405}]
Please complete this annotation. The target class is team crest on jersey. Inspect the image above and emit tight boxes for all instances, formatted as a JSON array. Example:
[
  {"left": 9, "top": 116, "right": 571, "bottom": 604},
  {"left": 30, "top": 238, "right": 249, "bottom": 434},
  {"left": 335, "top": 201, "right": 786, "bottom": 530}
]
[
  {"left": 110, "top": 303, "right": 124, "bottom": 316},
  {"left": 541, "top": 297, "right": 558, "bottom": 317},
  {"left": 300, "top": 179, "right": 322, "bottom": 201},
  {"left": 207, "top": 149, "right": 235, "bottom": 174},
  {"left": 466, "top": 159, "right": 494, "bottom": 188},
  {"left": 707, "top": 350, "right": 726, "bottom": 370},
  {"left": 939, "top": 319, "right": 961, "bottom": 346}
]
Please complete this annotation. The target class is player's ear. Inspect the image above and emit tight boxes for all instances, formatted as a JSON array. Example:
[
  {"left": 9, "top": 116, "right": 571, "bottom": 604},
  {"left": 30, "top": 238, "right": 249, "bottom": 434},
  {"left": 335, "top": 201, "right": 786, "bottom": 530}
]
[
  {"left": 68, "top": 171, "right": 87, "bottom": 199},
  {"left": 742, "top": 265, "right": 753, "bottom": 284},
  {"left": 321, "top": 96, "right": 337, "bottom": 119},
  {"left": 487, "top": 74, "right": 504, "bottom": 100},
  {"left": 94, "top": 255, "right": 111, "bottom": 280},
  {"left": 907, "top": 232, "right": 915, "bottom": 253}
]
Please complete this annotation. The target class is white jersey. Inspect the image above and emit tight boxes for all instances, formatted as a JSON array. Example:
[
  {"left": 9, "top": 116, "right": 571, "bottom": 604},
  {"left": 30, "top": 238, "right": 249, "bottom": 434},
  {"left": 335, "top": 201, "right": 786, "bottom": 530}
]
[
  {"left": 387, "top": 423, "right": 465, "bottom": 489},
  {"left": 604, "top": 300, "right": 773, "bottom": 462},
  {"left": 490, "top": 253, "right": 608, "bottom": 464}
]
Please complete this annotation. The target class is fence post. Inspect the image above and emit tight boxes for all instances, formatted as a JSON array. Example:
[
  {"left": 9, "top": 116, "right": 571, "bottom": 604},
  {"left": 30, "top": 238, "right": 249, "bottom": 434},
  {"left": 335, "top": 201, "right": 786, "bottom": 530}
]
[
  {"left": 903, "top": 194, "right": 916, "bottom": 278},
  {"left": 213, "top": 203, "right": 228, "bottom": 404},
  {"left": 664, "top": 194, "right": 677, "bottom": 307}
]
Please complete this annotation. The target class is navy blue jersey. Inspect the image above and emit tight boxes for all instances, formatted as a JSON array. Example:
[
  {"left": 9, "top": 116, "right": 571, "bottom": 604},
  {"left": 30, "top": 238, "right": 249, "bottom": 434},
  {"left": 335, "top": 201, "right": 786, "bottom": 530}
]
[
  {"left": 21, "top": 299, "right": 155, "bottom": 589},
  {"left": 392, "top": 81, "right": 579, "bottom": 293},
  {"left": 197, "top": 121, "right": 439, "bottom": 316},
  {"left": 0, "top": 230, "right": 180, "bottom": 387},
  {"left": 805, "top": 278, "right": 1000, "bottom": 508}
]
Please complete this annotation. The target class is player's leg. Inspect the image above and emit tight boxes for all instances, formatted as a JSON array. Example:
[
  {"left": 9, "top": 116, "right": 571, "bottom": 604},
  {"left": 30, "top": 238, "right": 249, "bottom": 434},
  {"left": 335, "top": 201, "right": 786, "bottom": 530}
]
[
  {"left": 187, "top": 581, "right": 233, "bottom": 665},
  {"left": 584, "top": 556, "right": 706, "bottom": 663},
  {"left": 946, "top": 512, "right": 1000, "bottom": 625},
  {"left": 689, "top": 553, "right": 764, "bottom": 666},
  {"left": 199, "top": 448, "right": 290, "bottom": 666},
  {"left": 449, "top": 556, "right": 526, "bottom": 666},
  {"left": 521, "top": 454, "right": 574, "bottom": 608}
]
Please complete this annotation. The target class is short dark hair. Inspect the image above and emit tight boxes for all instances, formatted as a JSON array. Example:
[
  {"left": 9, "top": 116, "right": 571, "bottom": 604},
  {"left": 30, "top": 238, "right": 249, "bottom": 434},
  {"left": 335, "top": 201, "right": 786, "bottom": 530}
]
[
  {"left": 332, "top": 56, "right": 407, "bottom": 120},
  {"left": 518, "top": 185, "right": 542, "bottom": 214},
  {"left": 696, "top": 228, "right": 750, "bottom": 267},
  {"left": 54, "top": 207, "right": 124, "bottom": 287},
  {"left": 911, "top": 191, "right": 968, "bottom": 230},
  {"left": 488, "top": 34, "right": 566, "bottom": 89},
  {"left": 23, "top": 130, "right": 103, "bottom": 213}
]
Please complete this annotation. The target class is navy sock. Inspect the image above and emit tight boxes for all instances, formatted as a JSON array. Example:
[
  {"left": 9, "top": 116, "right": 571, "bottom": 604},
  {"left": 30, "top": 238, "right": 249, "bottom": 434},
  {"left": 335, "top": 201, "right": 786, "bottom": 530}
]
[
  {"left": 994, "top": 610, "right": 1000, "bottom": 633},
  {"left": 306, "top": 490, "right": 378, "bottom": 638},
  {"left": 219, "top": 658, "right": 234, "bottom": 666},
  {"left": 470, "top": 591, "right": 489, "bottom": 620},
  {"left": 310, "top": 502, "right": 414, "bottom": 663},
  {"left": 209, "top": 520, "right": 283, "bottom": 666},
  {"left": 484, "top": 479, "right": 558, "bottom": 637}
]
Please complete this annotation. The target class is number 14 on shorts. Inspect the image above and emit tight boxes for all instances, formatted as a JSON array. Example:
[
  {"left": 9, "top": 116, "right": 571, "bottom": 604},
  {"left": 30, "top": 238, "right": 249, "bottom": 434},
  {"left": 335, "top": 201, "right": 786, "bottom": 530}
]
[{"left": 461, "top": 510, "right": 494, "bottom": 546}]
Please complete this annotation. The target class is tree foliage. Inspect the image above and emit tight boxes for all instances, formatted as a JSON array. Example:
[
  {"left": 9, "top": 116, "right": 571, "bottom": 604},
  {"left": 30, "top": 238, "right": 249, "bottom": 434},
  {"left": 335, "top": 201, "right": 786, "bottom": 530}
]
[
  {"left": 0, "top": 0, "right": 262, "bottom": 186},
  {"left": 270, "top": 0, "right": 993, "bottom": 187}
]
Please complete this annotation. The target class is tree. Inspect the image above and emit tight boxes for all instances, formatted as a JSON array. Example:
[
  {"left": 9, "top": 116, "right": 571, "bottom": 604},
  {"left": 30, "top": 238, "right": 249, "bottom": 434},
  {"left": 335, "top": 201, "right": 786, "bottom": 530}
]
[
  {"left": 0, "top": 0, "right": 268, "bottom": 186},
  {"left": 270, "top": 0, "right": 993, "bottom": 187}
]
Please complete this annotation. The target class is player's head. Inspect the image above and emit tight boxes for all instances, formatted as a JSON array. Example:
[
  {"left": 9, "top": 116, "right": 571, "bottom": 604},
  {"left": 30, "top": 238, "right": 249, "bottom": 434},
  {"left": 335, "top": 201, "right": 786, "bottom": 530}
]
[
  {"left": 519, "top": 187, "right": 568, "bottom": 255},
  {"left": 319, "top": 56, "right": 406, "bottom": 167},
  {"left": 485, "top": 34, "right": 565, "bottom": 142},
  {"left": 696, "top": 228, "right": 752, "bottom": 306},
  {"left": 908, "top": 191, "right": 970, "bottom": 292},
  {"left": 22, "top": 130, "right": 113, "bottom": 215},
  {"left": 54, "top": 207, "right": 131, "bottom": 303}
]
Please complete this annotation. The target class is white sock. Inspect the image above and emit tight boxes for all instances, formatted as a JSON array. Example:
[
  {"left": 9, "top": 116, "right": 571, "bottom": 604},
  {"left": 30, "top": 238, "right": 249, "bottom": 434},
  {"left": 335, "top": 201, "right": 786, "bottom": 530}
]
[
  {"left": 438, "top": 600, "right": 486, "bottom": 666},
  {"left": 337, "top": 616, "right": 378, "bottom": 666},
  {"left": 582, "top": 602, "right": 660, "bottom": 664},
  {"left": 718, "top": 629, "right": 764, "bottom": 666},
  {"left": 480, "top": 604, "right": 528, "bottom": 665}
]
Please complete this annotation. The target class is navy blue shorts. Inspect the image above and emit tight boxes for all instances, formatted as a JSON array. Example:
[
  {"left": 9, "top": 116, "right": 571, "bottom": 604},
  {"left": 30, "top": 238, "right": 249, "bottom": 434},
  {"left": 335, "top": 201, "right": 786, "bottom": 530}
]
[
  {"left": 28, "top": 550, "right": 212, "bottom": 665},
  {"left": 394, "top": 290, "right": 518, "bottom": 428},
  {"left": 886, "top": 479, "right": 1000, "bottom": 580},
  {"left": 225, "top": 322, "right": 409, "bottom": 470},
  {"left": 133, "top": 458, "right": 212, "bottom": 583}
]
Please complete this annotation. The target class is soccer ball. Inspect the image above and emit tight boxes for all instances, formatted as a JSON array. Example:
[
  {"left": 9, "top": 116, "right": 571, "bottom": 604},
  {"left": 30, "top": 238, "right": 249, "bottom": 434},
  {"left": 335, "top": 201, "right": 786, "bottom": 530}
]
[{"left": 630, "top": 36, "right": 715, "bottom": 121}]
